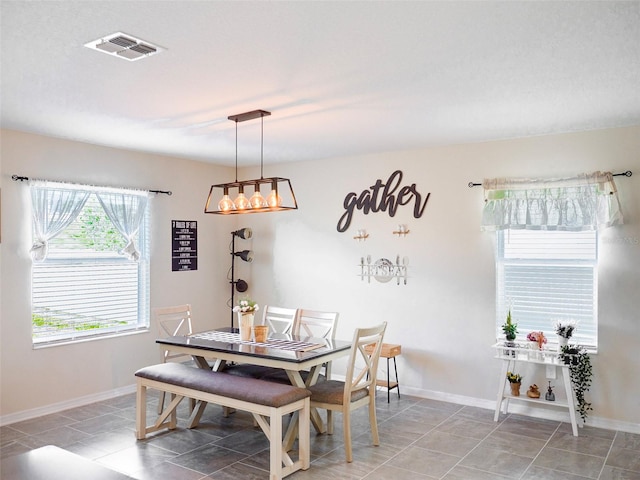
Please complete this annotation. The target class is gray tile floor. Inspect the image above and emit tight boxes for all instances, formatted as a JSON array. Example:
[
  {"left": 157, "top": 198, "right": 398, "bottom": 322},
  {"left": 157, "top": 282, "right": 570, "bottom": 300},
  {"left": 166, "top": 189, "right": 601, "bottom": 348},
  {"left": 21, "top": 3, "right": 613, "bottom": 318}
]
[{"left": 1, "top": 391, "right": 639, "bottom": 479}]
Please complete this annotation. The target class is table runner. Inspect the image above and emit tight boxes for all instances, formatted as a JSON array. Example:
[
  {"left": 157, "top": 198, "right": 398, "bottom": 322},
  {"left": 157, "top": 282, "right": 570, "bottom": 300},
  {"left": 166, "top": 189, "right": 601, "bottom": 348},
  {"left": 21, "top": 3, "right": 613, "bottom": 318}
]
[{"left": 191, "top": 330, "right": 325, "bottom": 352}]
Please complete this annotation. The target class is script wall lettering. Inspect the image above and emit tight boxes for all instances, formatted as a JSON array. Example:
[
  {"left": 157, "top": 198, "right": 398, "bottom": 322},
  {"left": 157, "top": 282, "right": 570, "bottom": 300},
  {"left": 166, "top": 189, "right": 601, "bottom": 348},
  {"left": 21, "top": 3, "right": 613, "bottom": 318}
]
[{"left": 337, "top": 170, "right": 430, "bottom": 232}]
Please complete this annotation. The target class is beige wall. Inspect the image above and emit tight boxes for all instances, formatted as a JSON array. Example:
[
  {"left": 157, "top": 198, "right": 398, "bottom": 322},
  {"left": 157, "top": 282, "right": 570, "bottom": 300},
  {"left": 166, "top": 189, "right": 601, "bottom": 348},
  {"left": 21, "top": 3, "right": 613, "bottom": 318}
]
[{"left": 1, "top": 126, "right": 639, "bottom": 433}]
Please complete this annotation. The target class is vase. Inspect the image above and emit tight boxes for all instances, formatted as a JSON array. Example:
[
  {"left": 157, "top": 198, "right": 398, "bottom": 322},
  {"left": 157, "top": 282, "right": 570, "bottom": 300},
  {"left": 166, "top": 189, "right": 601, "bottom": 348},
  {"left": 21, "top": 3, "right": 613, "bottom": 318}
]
[
  {"left": 557, "top": 335, "right": 569, "bottom": 352},
  {"left": 510, "top": 382, "right": 521, "bottom": 397},
  {"left": 238, "top": 312, "right": 254, "bottom": 341}
]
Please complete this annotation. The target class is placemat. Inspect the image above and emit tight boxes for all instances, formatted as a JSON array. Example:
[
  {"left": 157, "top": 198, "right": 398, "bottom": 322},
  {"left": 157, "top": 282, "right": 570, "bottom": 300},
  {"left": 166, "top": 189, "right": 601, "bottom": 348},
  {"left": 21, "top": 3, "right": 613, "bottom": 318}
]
[{"left": 191, "top": 330, "right": 325, "bottom": 352}]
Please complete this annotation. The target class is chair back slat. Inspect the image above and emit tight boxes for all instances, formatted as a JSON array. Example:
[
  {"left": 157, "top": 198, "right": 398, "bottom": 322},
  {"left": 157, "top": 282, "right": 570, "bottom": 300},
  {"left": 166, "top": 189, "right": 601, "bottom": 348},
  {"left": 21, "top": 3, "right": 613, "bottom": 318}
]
[
  {"left": 261, "top": 305, "right": 297, "bottom": 334},
  {"left": 293, "top": 309, "right": 339, "bottom": 340},
  {"left": 344, "top": 323, "right": 387, "bottom": 403},
  {"left": 153, "top": 304, "right": 193, "bottom": 362}
]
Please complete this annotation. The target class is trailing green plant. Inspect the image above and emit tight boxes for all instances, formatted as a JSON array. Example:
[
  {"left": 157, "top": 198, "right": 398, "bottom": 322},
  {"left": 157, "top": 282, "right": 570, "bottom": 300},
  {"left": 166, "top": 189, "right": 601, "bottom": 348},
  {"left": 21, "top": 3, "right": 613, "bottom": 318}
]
[
  {"left": 559, "top": 344, "right": 593, "bottom": 422},
  {"left": 502, "top": 309, "right": 518, "bottom": 340}
]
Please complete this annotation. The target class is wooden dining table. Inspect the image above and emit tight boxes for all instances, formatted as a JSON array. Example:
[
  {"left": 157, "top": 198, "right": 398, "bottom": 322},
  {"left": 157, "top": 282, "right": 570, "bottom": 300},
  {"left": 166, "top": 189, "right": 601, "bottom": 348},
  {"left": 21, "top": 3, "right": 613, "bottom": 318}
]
[{"left": 157, "top": 328, "right": 352, "bottom": 448}]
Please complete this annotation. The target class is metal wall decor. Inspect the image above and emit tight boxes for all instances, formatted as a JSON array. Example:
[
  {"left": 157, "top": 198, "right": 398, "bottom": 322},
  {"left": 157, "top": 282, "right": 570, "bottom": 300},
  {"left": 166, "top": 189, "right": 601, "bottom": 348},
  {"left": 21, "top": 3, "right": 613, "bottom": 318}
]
[
  {"left": 337, "top": 170, "right": 429, "bottom": 232},
  {"left": 359, "top": 255, "right": 409, "bottom": 285}
]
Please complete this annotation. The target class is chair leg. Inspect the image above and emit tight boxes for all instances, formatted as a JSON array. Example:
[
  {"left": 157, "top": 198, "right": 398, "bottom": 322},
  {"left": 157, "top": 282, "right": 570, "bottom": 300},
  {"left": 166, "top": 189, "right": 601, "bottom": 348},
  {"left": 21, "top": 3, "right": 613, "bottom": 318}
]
[
  {"left": 327, "top": 410, "right": 334, "bottom": 435},
  {"left": 369, "top": 397, "right": 380, "bottom": 446},
  {"left": 343, "top": 409, "right": 353, "bottom": 463}
]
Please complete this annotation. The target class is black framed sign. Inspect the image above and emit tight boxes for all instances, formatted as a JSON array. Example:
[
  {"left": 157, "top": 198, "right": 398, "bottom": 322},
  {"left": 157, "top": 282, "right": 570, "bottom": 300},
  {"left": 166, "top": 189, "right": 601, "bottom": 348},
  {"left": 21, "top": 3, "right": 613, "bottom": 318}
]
[{"left": 171, "top": 220, "right": 197, "bottom": 271}]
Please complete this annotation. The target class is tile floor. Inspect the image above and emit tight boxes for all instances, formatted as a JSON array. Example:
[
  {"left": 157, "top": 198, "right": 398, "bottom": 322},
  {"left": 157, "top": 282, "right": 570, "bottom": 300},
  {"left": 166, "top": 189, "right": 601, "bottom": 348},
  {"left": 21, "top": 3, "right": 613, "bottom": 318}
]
[{"left": 1, "top": 391, "right": 639, "bottom": 479}]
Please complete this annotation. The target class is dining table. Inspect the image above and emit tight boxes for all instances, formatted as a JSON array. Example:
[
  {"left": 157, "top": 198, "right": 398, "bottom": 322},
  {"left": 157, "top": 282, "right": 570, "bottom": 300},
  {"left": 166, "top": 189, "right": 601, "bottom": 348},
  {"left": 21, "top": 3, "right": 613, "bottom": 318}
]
[{"left": 156, "top": 328, "right": 352, "bottom": 449}]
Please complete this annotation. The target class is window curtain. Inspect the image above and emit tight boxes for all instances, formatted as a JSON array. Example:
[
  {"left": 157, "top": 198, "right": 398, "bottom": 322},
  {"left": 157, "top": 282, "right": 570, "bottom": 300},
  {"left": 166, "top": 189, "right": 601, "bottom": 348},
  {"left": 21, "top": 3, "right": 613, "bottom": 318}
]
[
  {"left": 29, "top": 181, "right": 90, "bottom": 261},
  {"left": 96, "top": 190, "right": 149, "bottom": 261},
  {"left": 481, "top": 171, "right": 623, "bottom": 231}
]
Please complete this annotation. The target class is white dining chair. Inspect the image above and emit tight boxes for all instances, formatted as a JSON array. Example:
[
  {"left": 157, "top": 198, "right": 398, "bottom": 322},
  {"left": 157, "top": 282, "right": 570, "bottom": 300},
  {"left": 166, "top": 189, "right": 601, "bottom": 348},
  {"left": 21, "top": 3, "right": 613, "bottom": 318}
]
[
  {"left": 307, "top": 322, "right": 387, "bottom": 463},
  {"left": 223, "top": 305, "right": 298, "bottom": 380},
  {"left": 261, "top": 305, "right": 298, "bottom": 334},
  {"left": 153, "top": 304, "right": 193, "bottom": 413}
]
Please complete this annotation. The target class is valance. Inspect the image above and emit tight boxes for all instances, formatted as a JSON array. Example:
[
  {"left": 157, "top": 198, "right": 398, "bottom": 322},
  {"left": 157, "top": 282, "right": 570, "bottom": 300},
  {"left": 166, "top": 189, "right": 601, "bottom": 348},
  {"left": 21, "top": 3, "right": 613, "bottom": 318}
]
[{"left": 481, "top": 171, "right": 623, "bottom": 231}]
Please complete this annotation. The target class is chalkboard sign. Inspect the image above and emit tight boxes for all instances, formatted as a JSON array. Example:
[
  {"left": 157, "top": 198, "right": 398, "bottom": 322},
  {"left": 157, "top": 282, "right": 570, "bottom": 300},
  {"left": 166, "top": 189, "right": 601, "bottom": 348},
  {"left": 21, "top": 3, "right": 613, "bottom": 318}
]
[{"left": 172, "top": 220, "right": 197, "bottom": 271}]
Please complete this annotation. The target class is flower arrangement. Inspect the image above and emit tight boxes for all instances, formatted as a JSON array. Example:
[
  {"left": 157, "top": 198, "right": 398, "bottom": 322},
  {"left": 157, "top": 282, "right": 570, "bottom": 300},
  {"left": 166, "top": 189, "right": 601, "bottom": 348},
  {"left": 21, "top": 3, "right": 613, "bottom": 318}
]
[
  {"left": 554, "top": 320, "right": 577, "bottom": 339},
  {"left": 233, "top": 299, "right": 259, "bottom": 314},
  {"left": 526, "top": 331, "right": 547, "bottom": 349},
  {"left": 506, "top": 371, "right": 522, "bottom": 384},
  {"left": 501, "top": 309, "right": 518, "bottom": 340}
]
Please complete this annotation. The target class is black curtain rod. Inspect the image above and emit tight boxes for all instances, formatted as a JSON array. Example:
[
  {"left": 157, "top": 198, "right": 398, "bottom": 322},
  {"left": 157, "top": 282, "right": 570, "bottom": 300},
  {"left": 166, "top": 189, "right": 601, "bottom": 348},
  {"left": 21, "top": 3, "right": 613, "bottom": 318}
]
[
  {"left": 11, "top": 174, "right": 172, "bottom": 195},
  {"left": 467, "top": 170, "right": 633, "bottom": 188}
]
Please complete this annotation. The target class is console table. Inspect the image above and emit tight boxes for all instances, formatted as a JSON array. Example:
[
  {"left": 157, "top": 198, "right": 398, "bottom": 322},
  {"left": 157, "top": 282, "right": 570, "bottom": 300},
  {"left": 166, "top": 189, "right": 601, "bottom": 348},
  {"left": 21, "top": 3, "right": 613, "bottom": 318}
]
[
  {"left": 493, "top": 342, "right": 580, "bottom": 436},
  {"left": 365, "top": 342, "right": 401, "bottom": 403}
]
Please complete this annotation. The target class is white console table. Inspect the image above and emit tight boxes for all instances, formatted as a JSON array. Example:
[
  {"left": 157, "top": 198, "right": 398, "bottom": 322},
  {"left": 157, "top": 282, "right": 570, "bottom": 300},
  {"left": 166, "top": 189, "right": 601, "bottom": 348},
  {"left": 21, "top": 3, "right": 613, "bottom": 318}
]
[{"left": 493, "top": 342, "right": 580, "bottom": 436}]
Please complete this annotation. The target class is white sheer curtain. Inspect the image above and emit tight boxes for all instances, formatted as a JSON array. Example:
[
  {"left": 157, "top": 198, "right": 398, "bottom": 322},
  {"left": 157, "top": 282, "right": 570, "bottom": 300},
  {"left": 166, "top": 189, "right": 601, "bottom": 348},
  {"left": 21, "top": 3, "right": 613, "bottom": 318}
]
[
  {"left": 29, "top": 181, "right": 90, "bottom": 261},
  {"left": 480, "top": 171, "right": 624, "bottom": 231},
  {"left": 96, "top": 190, "right": 149, "bottom": 261}
]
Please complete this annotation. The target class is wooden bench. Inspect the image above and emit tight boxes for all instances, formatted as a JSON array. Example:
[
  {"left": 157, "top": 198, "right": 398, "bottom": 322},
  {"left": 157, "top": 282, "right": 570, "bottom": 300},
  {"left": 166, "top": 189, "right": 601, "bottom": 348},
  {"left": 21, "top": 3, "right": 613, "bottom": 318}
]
[{"left": 135, "top": 363, "right": 311, "bottom": 480}]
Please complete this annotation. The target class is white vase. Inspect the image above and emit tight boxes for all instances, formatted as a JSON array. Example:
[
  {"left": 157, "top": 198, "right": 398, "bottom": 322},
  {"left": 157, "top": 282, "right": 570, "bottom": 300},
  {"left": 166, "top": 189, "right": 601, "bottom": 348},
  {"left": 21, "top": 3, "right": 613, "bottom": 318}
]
[
  {"left": 238, "top": 312, "right": 255, "bottom": 341},
  {"left": 558, "top": 335, "right": 569, "bottom": 352}
]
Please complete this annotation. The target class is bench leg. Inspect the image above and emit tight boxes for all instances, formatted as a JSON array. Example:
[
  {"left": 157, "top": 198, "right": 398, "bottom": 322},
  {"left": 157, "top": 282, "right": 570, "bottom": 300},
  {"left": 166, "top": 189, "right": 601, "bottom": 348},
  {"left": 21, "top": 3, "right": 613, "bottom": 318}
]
[
  {"left": 136, "top": 381, "right": 147, "bottom": 440},
  {"left": 299, "top": 398, "right": 310, "bottom": 470},
  {"left": 269, "top": 409, "right": 284, "bottom": 480}
]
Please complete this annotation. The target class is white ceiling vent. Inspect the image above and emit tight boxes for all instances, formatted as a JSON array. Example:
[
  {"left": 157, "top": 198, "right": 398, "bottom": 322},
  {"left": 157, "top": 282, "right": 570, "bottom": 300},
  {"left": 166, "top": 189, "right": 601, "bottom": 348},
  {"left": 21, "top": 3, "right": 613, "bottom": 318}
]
[{"left": 84, "top": 32, "right": 164, "bottom": 61}]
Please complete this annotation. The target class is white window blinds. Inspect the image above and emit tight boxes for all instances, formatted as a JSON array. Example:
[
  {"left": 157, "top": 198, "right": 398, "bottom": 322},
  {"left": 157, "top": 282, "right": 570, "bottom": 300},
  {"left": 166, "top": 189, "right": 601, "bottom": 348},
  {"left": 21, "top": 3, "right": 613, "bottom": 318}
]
[{"left": 30, "top": 182, "right": 150, "bottom": 346}]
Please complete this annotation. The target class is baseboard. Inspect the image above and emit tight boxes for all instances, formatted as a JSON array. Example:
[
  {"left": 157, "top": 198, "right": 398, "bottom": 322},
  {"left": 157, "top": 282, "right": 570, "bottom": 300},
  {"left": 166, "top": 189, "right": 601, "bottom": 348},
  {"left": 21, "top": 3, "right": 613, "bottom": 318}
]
[
  {"left": 400, "top": 384, "right": 640, "bottom": 435},
  {"left": 3, "top": 381, "right": 639, "bottom": 435},
  {"left": 0, "top": 384, "right": 136, "bottom": 427}
]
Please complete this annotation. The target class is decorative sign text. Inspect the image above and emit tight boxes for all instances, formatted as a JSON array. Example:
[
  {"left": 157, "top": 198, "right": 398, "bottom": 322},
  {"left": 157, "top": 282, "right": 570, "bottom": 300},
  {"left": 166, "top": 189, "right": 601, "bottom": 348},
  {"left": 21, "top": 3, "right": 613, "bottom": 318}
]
[
  {"left": 172, "top": 220, "right": 198, "bottom": 271},
  {"left": 337, "top": 170, "right": 430, "bottom": 232}
]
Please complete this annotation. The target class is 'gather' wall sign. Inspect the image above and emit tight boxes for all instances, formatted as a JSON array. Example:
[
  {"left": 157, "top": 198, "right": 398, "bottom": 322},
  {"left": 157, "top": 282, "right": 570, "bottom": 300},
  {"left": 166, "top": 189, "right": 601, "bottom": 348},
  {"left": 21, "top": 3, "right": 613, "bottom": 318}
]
[{"left": 337, "top": 170, "right": 430, "bottom": 232}]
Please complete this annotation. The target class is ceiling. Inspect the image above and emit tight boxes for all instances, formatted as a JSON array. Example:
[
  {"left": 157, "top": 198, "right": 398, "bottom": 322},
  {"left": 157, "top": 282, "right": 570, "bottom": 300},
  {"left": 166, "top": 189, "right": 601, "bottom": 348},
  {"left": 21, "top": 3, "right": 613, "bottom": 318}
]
[{"left": 2, "top": 1, "right": 639, "bottom": 167}]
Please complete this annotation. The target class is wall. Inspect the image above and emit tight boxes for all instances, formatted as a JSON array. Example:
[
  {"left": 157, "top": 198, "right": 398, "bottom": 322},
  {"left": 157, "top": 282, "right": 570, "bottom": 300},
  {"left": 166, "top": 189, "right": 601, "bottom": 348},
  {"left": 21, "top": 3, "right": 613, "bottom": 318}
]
[
  {"left": 0, "top": 130, "right": 235, "bottom": 420},
  {"left": 1, "top": 126, "right": 639, "bottom": 433},
  {"left": 245, "top": 126, "right": 640, "bottom": 432}
]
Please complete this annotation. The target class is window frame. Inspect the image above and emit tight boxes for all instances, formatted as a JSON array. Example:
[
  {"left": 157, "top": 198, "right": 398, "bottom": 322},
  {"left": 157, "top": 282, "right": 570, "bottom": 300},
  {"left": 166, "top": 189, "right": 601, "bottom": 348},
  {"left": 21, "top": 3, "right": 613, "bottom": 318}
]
[
  {"left": 495, "top": 229, "right": 598, "bottom": 351},
  {"left": 31, "top": 186, "right": 150, "bottom": 347}
]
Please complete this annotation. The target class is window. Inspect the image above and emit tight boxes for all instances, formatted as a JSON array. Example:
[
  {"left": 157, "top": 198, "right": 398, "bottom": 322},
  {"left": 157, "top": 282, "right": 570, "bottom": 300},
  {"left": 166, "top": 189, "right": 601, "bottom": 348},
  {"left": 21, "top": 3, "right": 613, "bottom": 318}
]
[
  {"left": 30, "top": 183, "right": 149, "bottom": 346},
  {"left": 496, "top": 229, "right": 598, "bottom": 350}
]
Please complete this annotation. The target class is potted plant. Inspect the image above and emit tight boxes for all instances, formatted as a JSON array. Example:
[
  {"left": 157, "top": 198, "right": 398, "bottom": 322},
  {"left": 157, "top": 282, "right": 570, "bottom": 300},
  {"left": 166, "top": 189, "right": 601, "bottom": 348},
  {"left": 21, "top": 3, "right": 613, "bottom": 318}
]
[
  {"left": 506, "top": 371, "right": 522, "bottom": 396},
  {"left": 502, "top": 309, "right": 518, "bottom": 341},
  {"left": 554, "top": 320, "right": 577, "bottom": 351},
  {"left": 559, "top": 344, "right": 593, "bottom": 422}
]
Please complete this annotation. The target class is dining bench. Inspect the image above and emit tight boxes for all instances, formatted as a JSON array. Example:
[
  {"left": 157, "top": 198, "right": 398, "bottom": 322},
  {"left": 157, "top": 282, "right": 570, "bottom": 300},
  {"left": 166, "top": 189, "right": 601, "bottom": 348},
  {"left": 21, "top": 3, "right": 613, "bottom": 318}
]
[{"left": 134, "top": 362, "right": 310, "bottom": 480}]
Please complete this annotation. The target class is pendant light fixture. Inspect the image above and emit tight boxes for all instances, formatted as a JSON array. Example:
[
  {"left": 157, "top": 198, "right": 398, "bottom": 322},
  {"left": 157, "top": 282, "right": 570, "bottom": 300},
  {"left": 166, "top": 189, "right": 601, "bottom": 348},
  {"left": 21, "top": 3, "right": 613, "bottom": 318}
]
[{"left": 204, "top": 109, "right": 298, "bottom": 214}]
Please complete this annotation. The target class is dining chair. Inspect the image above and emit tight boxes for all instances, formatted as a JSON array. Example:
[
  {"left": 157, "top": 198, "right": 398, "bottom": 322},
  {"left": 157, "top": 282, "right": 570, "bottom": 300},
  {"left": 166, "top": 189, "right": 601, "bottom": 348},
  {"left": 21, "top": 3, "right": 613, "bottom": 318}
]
[
  {"left": 307, "top": 322, "right": 387, "bottom": 463},
  {"left": 291, "top": 309, "right": 340, "bottom": 432},
  {"left": 153, "top": 304, "right": 193, "bottom": 413},
  {"left": 261, "top": 305, "right": 298, "bottom": 334},
  {"left": 262, "top": 308, "right": 338, "bottom": 383},
  {"left": 223, "top": 305, "right": 298, "bottom": 380}
]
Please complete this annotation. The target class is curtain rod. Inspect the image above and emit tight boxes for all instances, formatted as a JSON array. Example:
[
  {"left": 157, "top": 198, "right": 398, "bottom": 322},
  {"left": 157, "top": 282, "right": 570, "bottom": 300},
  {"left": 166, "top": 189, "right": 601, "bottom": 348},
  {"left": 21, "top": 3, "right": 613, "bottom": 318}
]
[
  {"left": 467, "top": 170, "right": 632, "bottom": 188},
  {"left": 11, "top": 175, "right": 172, "bottom": 195}
]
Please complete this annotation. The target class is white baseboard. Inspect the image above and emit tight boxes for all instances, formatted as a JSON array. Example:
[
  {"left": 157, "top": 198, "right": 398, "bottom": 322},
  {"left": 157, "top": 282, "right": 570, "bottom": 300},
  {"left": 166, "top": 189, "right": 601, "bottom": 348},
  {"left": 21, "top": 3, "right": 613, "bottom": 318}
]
[
  {"left": 399, "top": 384, "right": 640, "bottom": 435},
  {"left": 3, "top": 381, "right": 639, "bottom": 436},
  {"left": 0, "top": 384, "right": 136, "bottom": 427}
]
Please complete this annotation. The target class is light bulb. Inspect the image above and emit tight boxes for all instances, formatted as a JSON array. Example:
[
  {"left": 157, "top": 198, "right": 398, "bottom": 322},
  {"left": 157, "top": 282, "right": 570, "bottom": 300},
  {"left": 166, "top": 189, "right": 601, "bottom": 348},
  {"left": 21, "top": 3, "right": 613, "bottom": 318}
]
[
  {"left": 250, "top": 184, "right": 267, "bottom": 208},
  {"left": 217, "top": 188, "right": 236, "bottom": 212},
  {"left": 266, "top": 182, "right": 282, "bottom": 208},
  {"left": 234, "top": 186, "right": 250, "bottom": 210}
]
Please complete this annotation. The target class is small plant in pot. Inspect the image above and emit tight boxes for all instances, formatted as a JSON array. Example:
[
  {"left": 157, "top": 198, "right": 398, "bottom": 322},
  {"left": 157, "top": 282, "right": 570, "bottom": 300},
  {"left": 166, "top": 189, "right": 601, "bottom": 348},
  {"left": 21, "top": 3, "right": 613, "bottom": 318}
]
[
  {"left": 506, "top": 371, "right": 523, "bottom": 396},
  {"left": 559, "top": 344, "right": 593, "bottom": 422},
  {"left": 502, "top": 309, "right": 518, "bottom": 342}
]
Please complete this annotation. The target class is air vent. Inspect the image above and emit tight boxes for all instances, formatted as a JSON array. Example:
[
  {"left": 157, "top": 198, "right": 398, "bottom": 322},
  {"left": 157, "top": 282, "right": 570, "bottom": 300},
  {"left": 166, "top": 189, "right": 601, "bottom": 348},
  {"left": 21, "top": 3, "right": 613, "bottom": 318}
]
[{"left": 85, "top": 32, "right": 164, "bottom": 61}]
